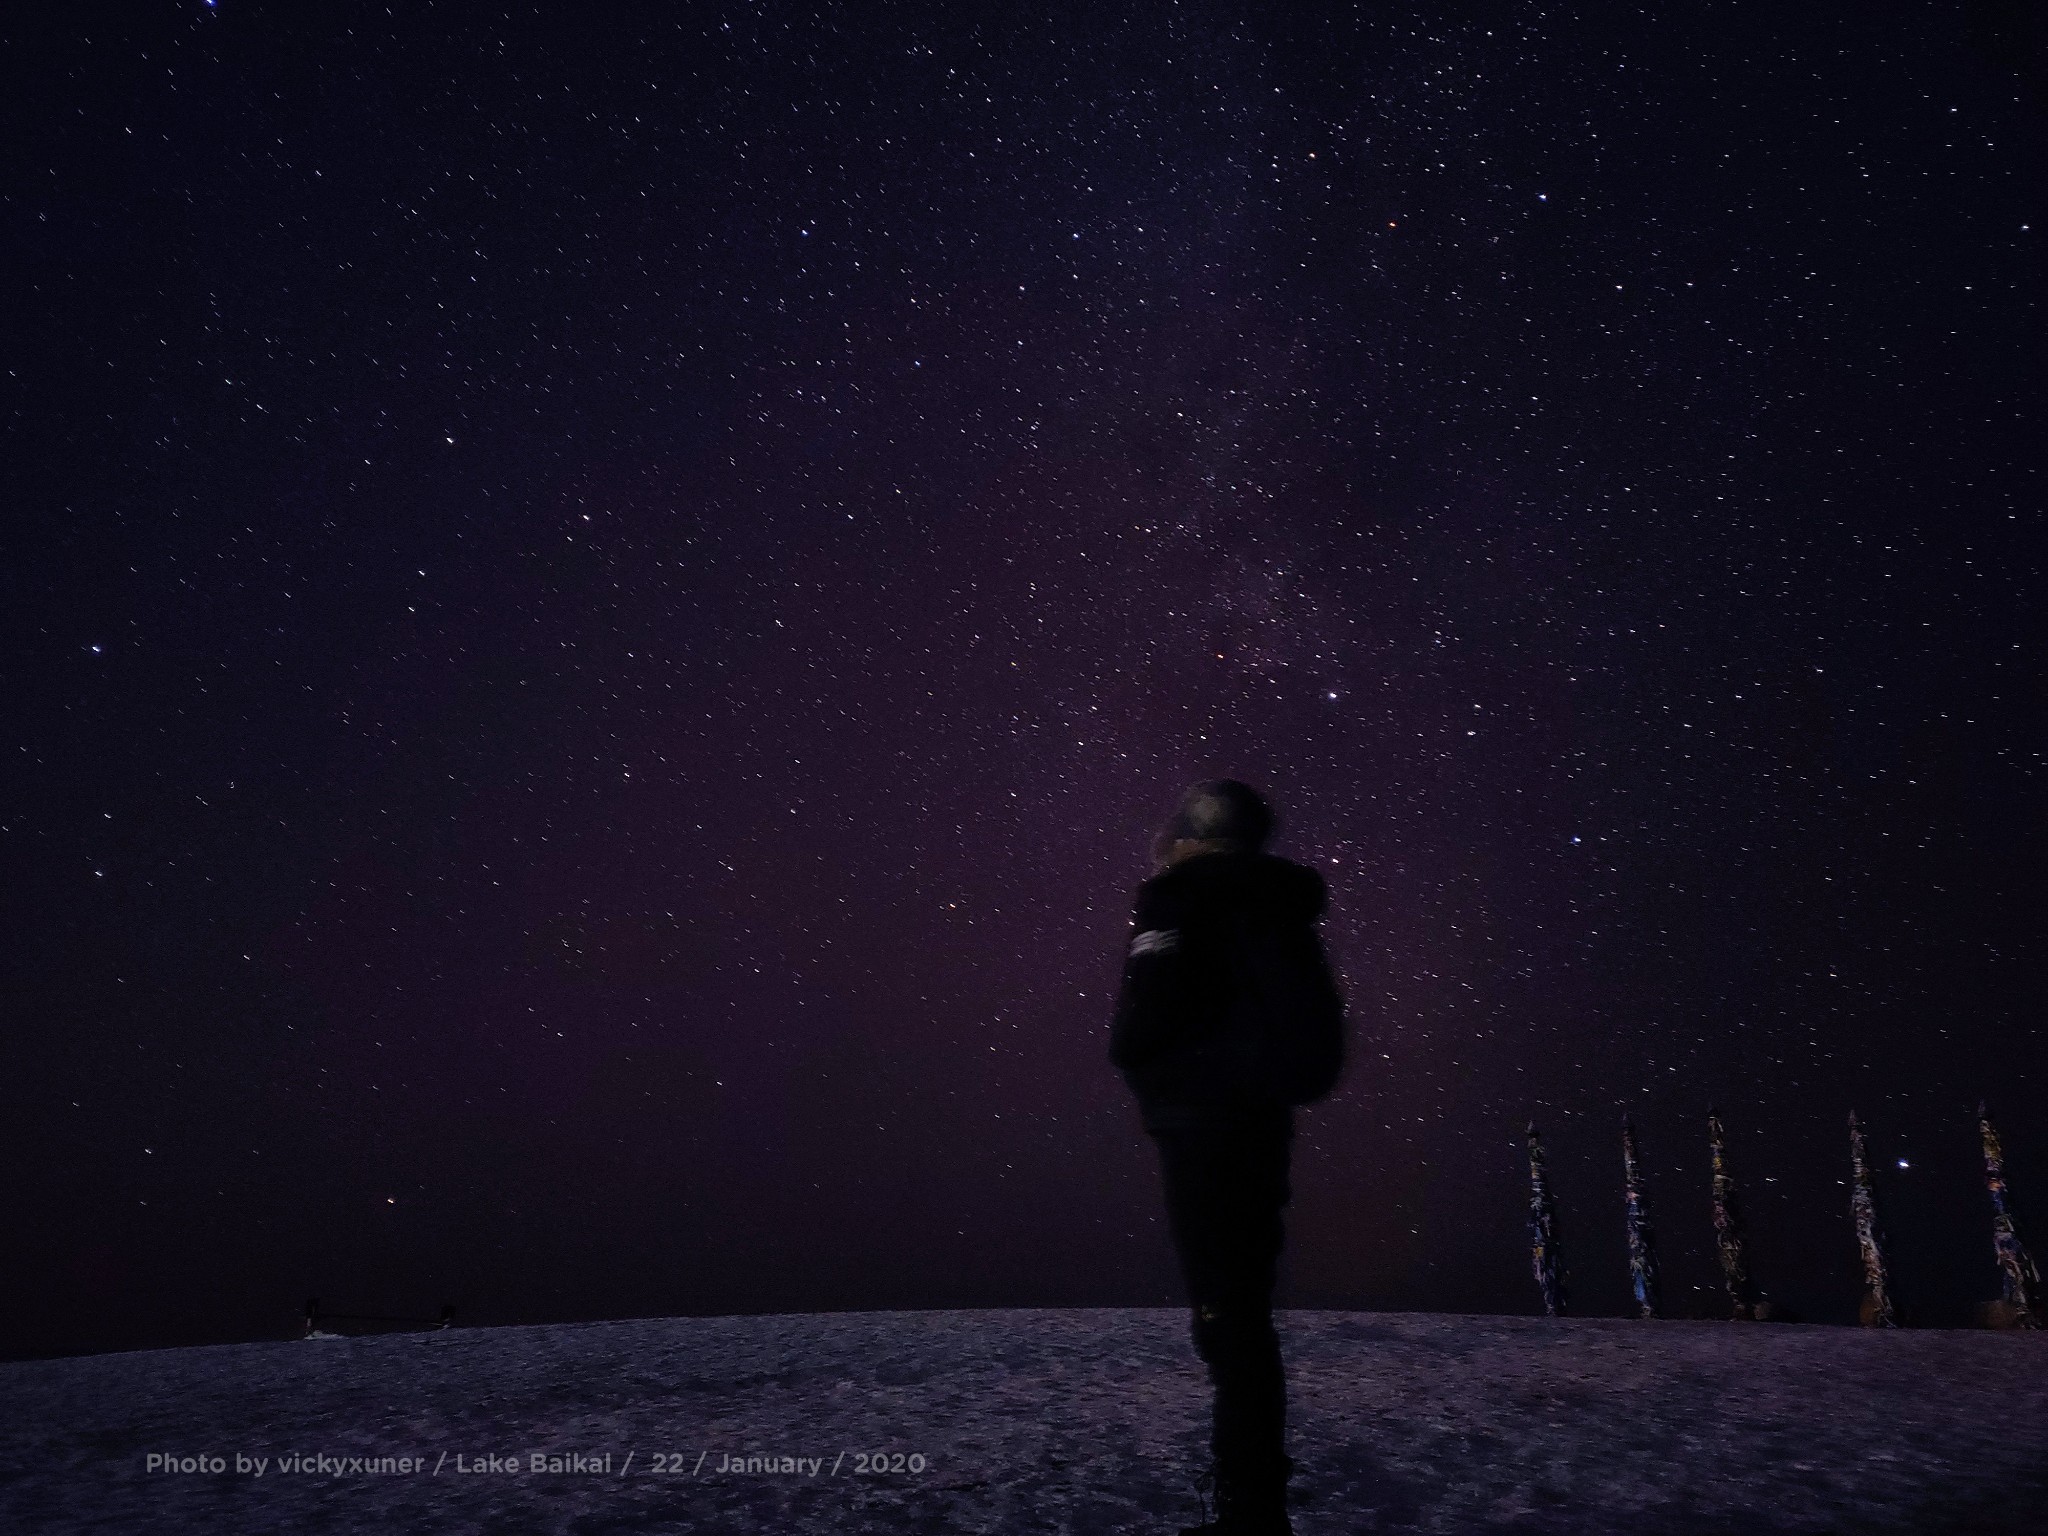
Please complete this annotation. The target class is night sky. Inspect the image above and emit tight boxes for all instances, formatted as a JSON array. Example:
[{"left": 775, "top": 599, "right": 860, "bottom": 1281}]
[{"left": 6, "top": 4, "right": 2045, "bottom": 1361}]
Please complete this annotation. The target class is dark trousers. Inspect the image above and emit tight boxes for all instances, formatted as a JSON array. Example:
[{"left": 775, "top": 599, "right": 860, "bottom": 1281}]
[{"left": 1151, "top": 1119, "right": 1293, "bottom": 1487}]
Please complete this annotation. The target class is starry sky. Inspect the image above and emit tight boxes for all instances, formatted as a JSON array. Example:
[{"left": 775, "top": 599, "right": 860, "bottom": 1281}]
[{"left": 6, "top": 3, "right": 2045, "bottom": 1359}]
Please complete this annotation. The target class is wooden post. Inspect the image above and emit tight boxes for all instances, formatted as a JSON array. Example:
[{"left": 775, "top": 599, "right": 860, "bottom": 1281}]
[
  {"left": 1709, "top": 1110, "right": 1758, "bottom": 1320},
  {"left": 1847, "top": 1112, "right": 1899, "bottom": 1327},
  {"left": 1978, "top": 1102, "right": 2042, "bottom": 1329},
  {"left": 1622, "top": 1117, "right": 1661, "bottom": 1319},
  {"left": 1527, "top": 1120, "right": 1565, "bottom": 1317}
]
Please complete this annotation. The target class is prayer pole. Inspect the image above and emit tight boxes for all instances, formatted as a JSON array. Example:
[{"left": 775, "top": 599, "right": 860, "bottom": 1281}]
[
  {"left": 1622, "top": 1116, "right": 1661, "bottom": 1319},
  {"left": 1978, "top": 1101, "right": 2041, "bottom": 1329},
  {"left": 1846, "top": 1111, "right": 1897, "bottom": 1327},
  {"left": 1527, "top": 1120, "right": 1565, "bottom": 1317},
  {"left": 1708, "top": 1109, "right": 1757, "bottom": 1321}
]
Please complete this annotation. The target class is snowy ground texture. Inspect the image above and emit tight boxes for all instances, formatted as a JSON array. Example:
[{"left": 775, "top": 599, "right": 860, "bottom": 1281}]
[{"left": 4, "top": 1308, "right": 2046, "bottom": 1534}]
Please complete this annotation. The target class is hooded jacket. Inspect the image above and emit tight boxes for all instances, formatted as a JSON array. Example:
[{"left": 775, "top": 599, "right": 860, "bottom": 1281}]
[{"left": 1108, "top": 848, "right": 1346, "bottom": 1133}]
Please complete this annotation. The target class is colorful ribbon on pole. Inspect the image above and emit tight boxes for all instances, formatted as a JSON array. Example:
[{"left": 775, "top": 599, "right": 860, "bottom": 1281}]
[
  {"left": 1978, "top": 1101, "right": 2041, "bottom": 1330},
  {"left": 1708, "top": 1110, "right": 1757, "bottom": 1321},
  {"left": 1527, "top": 1120, "right": 1564, "bottom": 1317},
  {"left": 1847, "top": 1111, "right": 1898, "bottom": 1327},
  {"left": 1622, "top": 1117, "right": 1661, "bottom": 1319}
]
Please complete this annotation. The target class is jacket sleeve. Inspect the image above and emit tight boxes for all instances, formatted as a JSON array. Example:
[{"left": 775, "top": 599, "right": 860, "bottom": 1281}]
[{"left": 1108, "top": 882, "right": 1198, "bottom": 1074}]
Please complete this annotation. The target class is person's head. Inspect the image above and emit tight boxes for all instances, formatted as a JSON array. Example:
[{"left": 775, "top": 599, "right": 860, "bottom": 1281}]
[{"left": 1150, "top": 779, "right": 1275, "bottom": 871}]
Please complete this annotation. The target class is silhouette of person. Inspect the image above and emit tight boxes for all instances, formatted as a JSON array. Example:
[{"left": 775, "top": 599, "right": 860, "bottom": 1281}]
[{"left": 1110, "top": 781, "right": 1346, "bottom": 1536}]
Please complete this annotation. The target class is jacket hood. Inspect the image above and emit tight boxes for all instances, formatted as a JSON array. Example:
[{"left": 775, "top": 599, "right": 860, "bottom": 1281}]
[{"left": 1146, "top": 848, "right": 1327, "bottom": 922}]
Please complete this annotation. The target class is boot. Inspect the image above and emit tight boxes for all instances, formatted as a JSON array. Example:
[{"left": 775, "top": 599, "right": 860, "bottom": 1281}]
[{"left": 1177, "top": 1454, "right": 1294, "bottom": 1535}]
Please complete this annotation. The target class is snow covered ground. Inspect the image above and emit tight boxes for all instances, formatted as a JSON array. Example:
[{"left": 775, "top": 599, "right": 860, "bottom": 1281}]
[{"left": 3, "top": 1307, "right": 2044, "bottom": 1533}]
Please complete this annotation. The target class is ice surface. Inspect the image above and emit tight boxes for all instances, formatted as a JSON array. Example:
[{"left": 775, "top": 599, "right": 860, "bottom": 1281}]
[{"left": 2, "top": 1308, "right": 2044, "bottom": 1533}]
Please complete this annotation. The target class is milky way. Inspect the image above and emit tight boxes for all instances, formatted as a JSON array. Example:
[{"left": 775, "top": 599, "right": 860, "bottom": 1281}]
[{"left": 6, "top": 4, "right": 2044, "bottom": 1356}]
